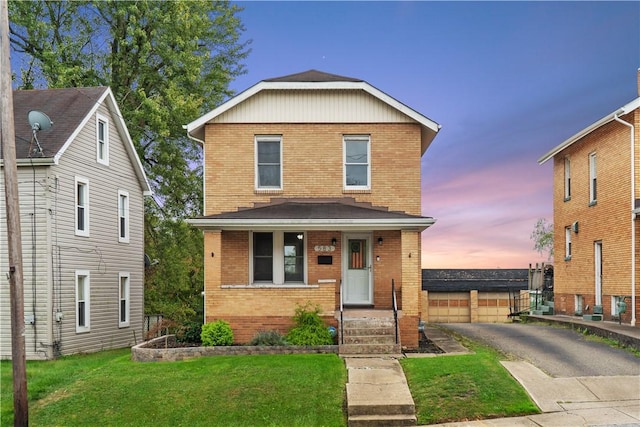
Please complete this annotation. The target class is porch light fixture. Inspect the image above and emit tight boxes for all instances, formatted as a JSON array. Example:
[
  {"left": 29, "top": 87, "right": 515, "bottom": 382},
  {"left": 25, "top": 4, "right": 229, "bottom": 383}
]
[
  {"left": 331, "top": 238, "right": 337, "bottom": 246},
  {"left": 378, "top": 237, "right": 383, "bottom": 245}
]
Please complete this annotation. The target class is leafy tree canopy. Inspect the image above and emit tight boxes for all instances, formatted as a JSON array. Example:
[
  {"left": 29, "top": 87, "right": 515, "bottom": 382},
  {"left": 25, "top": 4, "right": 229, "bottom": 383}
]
[
  {"left": 9, "top": 0, "right": 251, "bottom": 323},
  {"left": 530, "top": 218, "right": 554, "bottom": 261}
]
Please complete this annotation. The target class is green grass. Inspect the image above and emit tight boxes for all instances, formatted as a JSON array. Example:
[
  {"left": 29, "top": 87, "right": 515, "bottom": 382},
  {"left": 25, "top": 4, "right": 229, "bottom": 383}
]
[
  {"left": 401, "top": 338, "right": 539, "bottom": 425},
  {"left": 1, "top": 350, "right": 347, "bottom": 426}
]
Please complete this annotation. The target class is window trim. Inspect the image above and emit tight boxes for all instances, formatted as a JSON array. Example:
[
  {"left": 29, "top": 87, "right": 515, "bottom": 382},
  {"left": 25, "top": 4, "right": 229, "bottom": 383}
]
[
  {"left": 75, "top": 176, "right": 90, "bottom": 237},
  {"left": 96, "top": 113, "right": 109, "bottom": 166},
  {"left": 564, "top": 226, "right": 572, "bottom": 260},
  {"left": 589, "top": 152, "right": 597, "bottom": 205},
  {"left": 119, "top": 272, "right": 130, "bottom": 328},
  {"left": 563, "top": 156, "right": 571, "bottom": 201},
  {"left": 343, "top": 135, "right": 371, "bottom": 190},
  {"left": 118, "top": 190, "right": 130, "bottom": 243},
  {"left": 75, "top": 270, "right": 90, "bottom": 333},
  {"left": 255, "top": 135, "right": 283, "bottom": 190},
  {"left": 250, "top": 231, "right": 306, "bottom": 285}
]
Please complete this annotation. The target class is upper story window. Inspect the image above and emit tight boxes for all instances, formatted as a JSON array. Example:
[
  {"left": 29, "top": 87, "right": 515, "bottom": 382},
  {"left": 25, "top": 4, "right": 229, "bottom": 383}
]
[
  {"left": 119, "top": 272, "right": 130, "bottom": 328},
  {"left": 75, "top": 176, "right": 90, "bottom": 237},
  {"left": 563, "top": 157, "right": 571, "bottom": 201},
  {"left": 255, "top": 136, "right": 282, "bottom": 189},
  {"left": 589, "top": 152, "right": 597, "bottom": 205},
  {"left": 252, "top": 231, "right": 305, "bottom": 285},
  {"left": 118, "top": 190, "right": 129, "bottom": 243},
  {"left": 565, "top": 226, "right": 572, "bottom": 260},
  {"left": 96, "top": 114, "right": 109, "bottom": 166},
  {"left": 75, "top": 270, "right": 90, "bottom": 333},
  {"left": 344, "top": 135, "right": 370, "bottom": 190}
]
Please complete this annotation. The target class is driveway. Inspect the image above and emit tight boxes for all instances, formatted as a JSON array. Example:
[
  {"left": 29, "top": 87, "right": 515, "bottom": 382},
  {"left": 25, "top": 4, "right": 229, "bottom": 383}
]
[{"left": 438, "top": 322, "right": 640, "bottom": 377}]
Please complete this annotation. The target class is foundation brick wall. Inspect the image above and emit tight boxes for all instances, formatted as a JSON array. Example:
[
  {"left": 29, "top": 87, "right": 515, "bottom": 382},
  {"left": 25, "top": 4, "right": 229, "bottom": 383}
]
[{"left": 552, "top": 109, "right": 639, "bottom": 323}]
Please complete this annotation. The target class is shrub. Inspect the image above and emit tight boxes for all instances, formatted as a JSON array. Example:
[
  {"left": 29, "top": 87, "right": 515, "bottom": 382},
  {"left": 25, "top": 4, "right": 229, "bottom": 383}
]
[
  {"left": 248, "top": 330, "right": 288, "bottom": 346},
  {"left": 201, "top": 320, "right": 234, "bottom": 346},
  {"left": 286, "top": 302, "right": 333, "bottom": 346},
  {"left": 176, "top": 321, "right": 202, "bottom": 344}
]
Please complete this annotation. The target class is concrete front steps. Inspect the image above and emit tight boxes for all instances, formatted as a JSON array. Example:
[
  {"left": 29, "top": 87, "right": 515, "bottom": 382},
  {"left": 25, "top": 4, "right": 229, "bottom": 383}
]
[
  {"left": 338, "top": 311, "right": 401, "bottom": 355},
  {"left": 531, "top": 301, "right": 554, "bottom": 316},
  {"left": 345, "top": 357, "right": 417, "bottom": 427}
]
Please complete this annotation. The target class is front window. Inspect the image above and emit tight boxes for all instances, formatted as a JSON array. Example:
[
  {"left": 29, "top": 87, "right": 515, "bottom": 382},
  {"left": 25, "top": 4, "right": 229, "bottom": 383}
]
[
  {"left": 589, "top": 152, "right": 597, "bottom": 204},
  {"left": 252, "top": 231, "right": 305, "bottom": 284},
  {"left": 75, "top": 177, "right": 89, "bottom": 237},
  {"left": 97, "top": 114, "right": 109, "bottom": 165},
  {"left": 76, "top": 270, "right": 90, "bottom": 332},
  {"left": 118, "top": 190, "right": 129, "bottom": 243},
  {"left": 119, "top": 273, "right": 130, "bottom": 327},
  {"left": 344, "top": 136, "right": 370, "bottom": 190},
  {"left": 565, "top": 226, "right": 572, "bottom": 260},
  {"left": 256, "top": 136, "right": 282, "bottom": 189}
]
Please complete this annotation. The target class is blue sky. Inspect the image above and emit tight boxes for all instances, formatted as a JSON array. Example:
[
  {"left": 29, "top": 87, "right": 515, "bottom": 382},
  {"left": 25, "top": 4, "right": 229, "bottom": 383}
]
[{"left": 230, "top": 1, "right": 640, "bottom": 268}]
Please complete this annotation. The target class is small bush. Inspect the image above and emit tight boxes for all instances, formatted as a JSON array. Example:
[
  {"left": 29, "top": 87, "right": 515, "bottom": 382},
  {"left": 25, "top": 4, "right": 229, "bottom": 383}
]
[
  {"left": 286, "top": 302, "right": 333, "bottom": 346},
  {"left": 176, "top": 321, "right": 202, "bottom": 344},
  {"left": 201, "top": 320, "right": 234, "bottom": 346},
  {"left": 248, "top": 330, "right": 288, "bottom": 346}
]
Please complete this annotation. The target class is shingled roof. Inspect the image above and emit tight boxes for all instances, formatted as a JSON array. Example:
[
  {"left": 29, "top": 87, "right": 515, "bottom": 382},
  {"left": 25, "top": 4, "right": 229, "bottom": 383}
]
[
  {"left": 188, "top": 197, "right": 435, "bottom": 231},
  {"left": 9, "top": 87, "right": 109, "bottom": 159},
  {"left": 422, "top": 269, "right": 529, "bottom": 292},
  {"left": 263, "top": 69, "right": 363, "bottom": 83}
]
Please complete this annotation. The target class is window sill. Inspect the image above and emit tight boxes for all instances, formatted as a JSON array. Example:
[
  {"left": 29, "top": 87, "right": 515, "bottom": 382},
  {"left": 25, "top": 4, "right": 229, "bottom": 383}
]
[
  {"left": 564, "top": 256, "right": 572, "bottom": 261},
  {"left": 255, "top": 189, "right": 283, "bottom": 195},
  {"left": 563, "top": 197, "right": 571, "bottom": 202},
  {"left": 343, "top": 189, "right": 371, "bottom": 194},
  {"left": 589, "top": 201, "right": 597, "bottom": 207},
  {"left": 222, "top": 284, "right": 319, "bottom": 289}
]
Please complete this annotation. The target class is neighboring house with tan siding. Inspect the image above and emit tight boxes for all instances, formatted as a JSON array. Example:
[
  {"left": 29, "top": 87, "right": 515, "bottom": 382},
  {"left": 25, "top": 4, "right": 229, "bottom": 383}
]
[
  {"left": 186, "top": 70, "right": 441, "bottom": 350},
  {"left": 0, "top": 87, "right": 151, "bottom": 360},
  {"left": 538, "top": 73, "right": 639, "bottom": 327}
]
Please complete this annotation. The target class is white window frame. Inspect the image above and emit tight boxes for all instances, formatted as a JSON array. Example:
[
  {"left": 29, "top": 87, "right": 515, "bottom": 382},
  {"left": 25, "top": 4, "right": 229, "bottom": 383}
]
[
  {"left": 344, "top": 135, "right": 371, "bottom": 190},
  {"left": 564, "top": 157, "right": 571, "bottom": 200},
  {"left": 75, "top": 270, "right": 90, "bottom": 333},
  {"left": 255, "top": 135, "right": 282, "bottom": 190},
  {"left": 119, "top": 272, "right": 130, "bottom": 327},
  {"left": 96, "top": 113, "right": 109, "bottom": 166},
  {"left": 118, "top": 190, "right": 130, "bottom": 243},
  {"left": 250, "top": 231, "right": 306, "bottom": 285},
  {"left": 589, "top": 152, "right": 597, "bottom": 205},
  {"left": 75, "top": 176, "right": 90, "bottom": 237},
  {"left": 565, "top": 226, "right": 572, "bottom": 260}
]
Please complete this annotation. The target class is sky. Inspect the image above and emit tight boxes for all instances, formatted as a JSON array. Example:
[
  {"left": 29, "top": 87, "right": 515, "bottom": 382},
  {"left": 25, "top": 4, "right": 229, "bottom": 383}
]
[{"left": 228, "top": 1, "right": 640, "bottom": 269}]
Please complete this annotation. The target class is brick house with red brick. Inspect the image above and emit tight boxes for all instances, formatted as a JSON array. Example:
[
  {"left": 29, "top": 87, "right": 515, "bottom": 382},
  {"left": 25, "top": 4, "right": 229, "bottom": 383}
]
[
  {"left": 538, "top": 73, "right": 639, "bottom": 327},
  {"left": 185, "top": 70, "right": 441, "bottom": 349}
]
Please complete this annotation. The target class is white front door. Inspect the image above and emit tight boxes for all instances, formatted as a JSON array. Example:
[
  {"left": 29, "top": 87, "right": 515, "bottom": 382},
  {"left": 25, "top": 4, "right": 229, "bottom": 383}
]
[
  {"left": 343, "top": 234, "right": 372, "bottom": 305},
  {"left": 594, "top": 241, "right": 603, "bottom": 306}
]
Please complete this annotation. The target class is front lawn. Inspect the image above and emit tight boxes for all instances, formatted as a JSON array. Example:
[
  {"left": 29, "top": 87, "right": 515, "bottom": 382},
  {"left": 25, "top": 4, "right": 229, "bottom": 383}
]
[
  {"left": 1, "top": 350, "right": 347, "bottom": 426},
  {"left": 401, "top": 338, "right": 539, "bottom": 425}
]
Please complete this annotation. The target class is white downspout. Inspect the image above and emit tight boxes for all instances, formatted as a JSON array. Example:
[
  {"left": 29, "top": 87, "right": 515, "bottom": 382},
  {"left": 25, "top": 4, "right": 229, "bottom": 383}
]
[{"left": 614, "top": 113, "right": 636, "bottom": 326}]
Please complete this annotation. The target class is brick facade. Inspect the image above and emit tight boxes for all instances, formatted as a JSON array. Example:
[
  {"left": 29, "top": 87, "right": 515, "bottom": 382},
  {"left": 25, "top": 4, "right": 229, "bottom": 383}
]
[{"left": 551, "top": 109, "right": 639, "bottom": 325}]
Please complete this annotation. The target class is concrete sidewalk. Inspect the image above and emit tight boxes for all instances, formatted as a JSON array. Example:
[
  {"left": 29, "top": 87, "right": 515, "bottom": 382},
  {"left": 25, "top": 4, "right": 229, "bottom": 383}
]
[{"left": 427, "top": 361, "right": 640, "bottom": 426}]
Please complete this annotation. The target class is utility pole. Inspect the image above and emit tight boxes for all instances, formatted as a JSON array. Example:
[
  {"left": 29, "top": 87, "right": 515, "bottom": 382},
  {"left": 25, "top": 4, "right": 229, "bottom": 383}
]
[{"left": 0, "top": 1, "right": 29, "bottom": 425}]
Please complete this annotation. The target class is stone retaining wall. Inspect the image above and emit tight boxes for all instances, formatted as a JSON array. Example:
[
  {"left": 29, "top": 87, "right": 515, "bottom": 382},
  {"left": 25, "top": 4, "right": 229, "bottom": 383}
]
[{"left": 132, "top": 335, "right": 338, "bottom": 362}]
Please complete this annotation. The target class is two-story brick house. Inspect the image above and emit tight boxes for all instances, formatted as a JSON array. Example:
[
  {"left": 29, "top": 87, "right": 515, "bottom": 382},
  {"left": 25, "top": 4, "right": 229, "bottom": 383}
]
[
  {"left": 186, "top": 70, "right": 440, "bottom": 349},
  {"left": 538, "top": 73, "right": 639, "bottom": 326},
  {"left": 1, "top": 87, "right": 151, "bottom": 359}
]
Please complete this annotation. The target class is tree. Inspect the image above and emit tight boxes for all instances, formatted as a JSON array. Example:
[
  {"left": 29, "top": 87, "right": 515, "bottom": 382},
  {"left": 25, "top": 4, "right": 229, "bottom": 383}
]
[
  {"left": 531, "top": 218, "right": 554, "bottom": 261},
  {"left": 9, "top": 0, "right": 250, "bottom": 323}
]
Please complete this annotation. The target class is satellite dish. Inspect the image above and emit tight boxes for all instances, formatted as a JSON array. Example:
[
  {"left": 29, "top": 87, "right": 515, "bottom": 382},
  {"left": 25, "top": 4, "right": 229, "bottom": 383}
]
[{"left": 28, "top": 110, "right": 53, "bottom": 131}]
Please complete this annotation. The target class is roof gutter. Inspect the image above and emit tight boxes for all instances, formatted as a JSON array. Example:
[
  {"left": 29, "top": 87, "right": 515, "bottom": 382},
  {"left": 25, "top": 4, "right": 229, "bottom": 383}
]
[
  {"left": 613, "top": 112, "right": 636, "bottom": 326},
  {"left": 186, "top": 217, "right": 436, "bottom": 232}
]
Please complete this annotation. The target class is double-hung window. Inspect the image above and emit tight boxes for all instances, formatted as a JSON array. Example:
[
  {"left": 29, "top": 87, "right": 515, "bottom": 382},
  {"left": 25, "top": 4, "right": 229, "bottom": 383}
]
[
  {"left": 565, "top": 226, "right": 572, "bottom": 260},
  {"left": 119, "top": 273, "right": 130, "bottom": 327},
  {"left": 564, "top": 157, "right": 571, "bottom": 200},
  {"left": 252, "top": 231, "right": 305, "bottom": 284},
  {"left": 589, "top": 152, "right": 597, "bottom": 205},
  {"left": 75, "top": 177, "right": 89, "bottom": 237},
  {"left": 96, "top": 114, "right": 109, "bottom": 165},
  {"left": 76, "top": 270, "right": 90, "bottom": 333},
  {"left": 255, "top": 136, "right": 282, "bottom": 189},
  {"left": 344, "top": 135, "right": 370, "bottom": 190},
  {"left": 118, "top": 190, "right": 129, "bottom": 243}
]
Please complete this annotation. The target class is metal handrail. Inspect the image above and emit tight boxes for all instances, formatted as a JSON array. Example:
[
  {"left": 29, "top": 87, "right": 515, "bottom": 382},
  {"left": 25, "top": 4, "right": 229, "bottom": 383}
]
[
  {"left": 392, "top": 279, "right": 399, "bottom": 345},
  {"left": 339, "top": 278, "right": 344, "bottom": 345}
]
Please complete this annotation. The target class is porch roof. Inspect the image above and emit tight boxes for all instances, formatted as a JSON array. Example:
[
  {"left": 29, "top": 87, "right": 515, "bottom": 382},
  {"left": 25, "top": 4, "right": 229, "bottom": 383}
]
[{"left": 187, "top": 197, "right": 435, "bottom": 231}]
